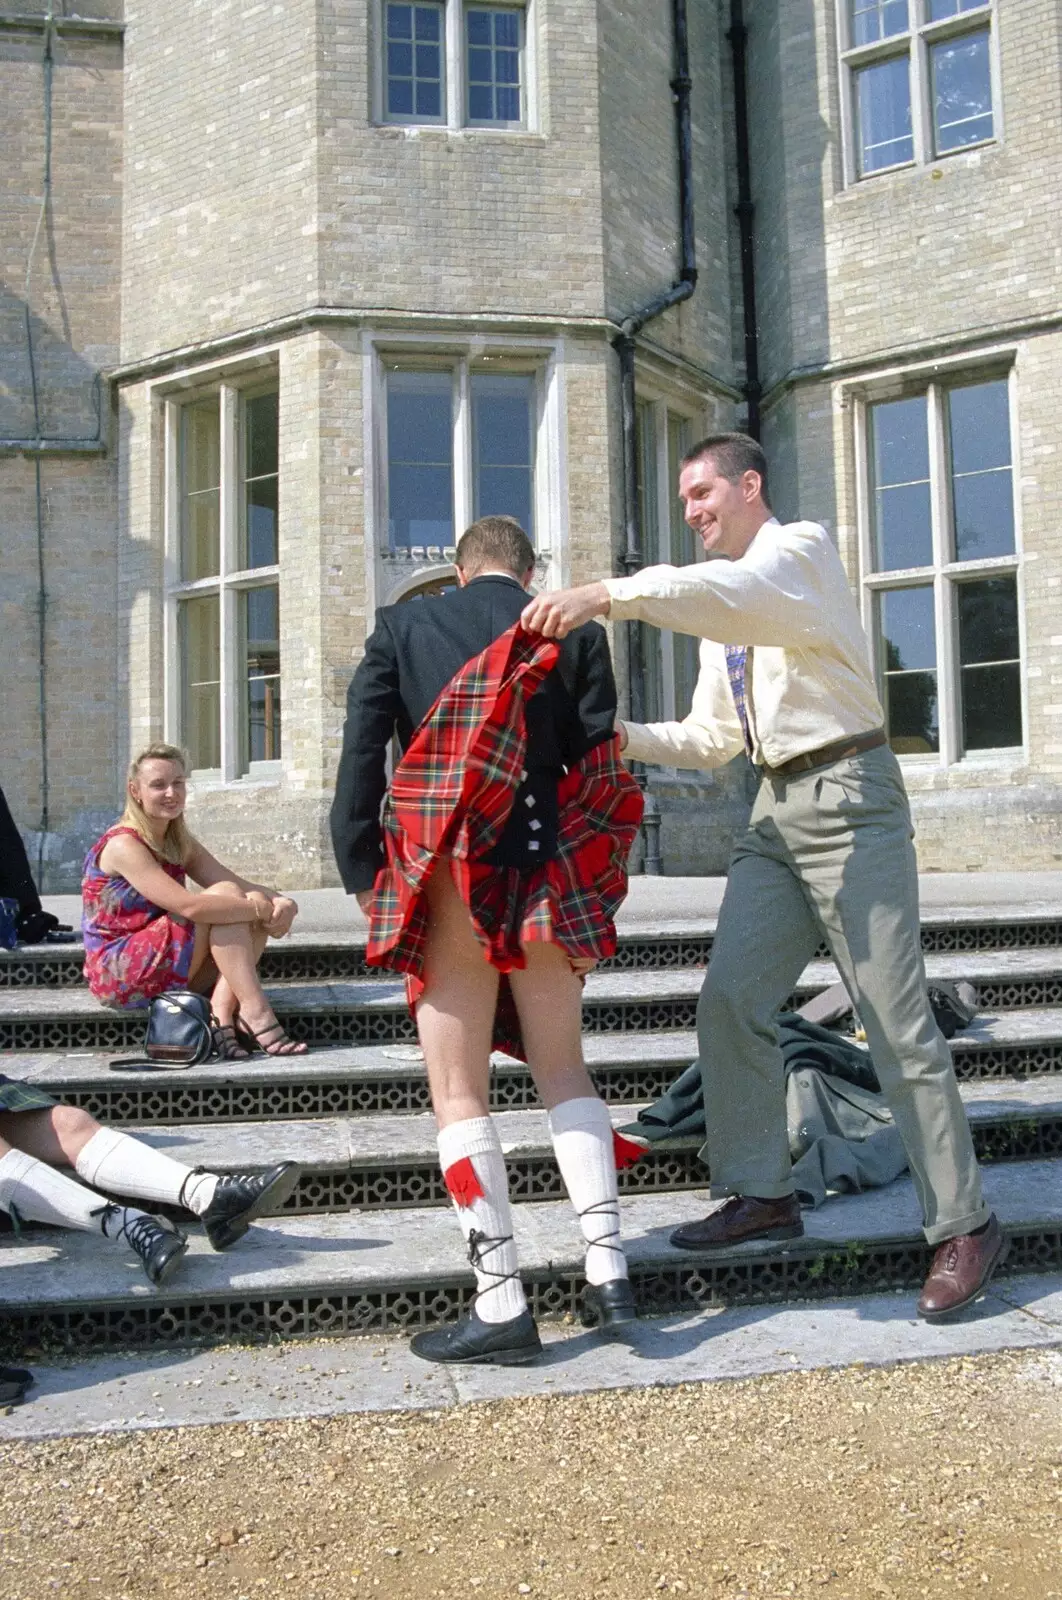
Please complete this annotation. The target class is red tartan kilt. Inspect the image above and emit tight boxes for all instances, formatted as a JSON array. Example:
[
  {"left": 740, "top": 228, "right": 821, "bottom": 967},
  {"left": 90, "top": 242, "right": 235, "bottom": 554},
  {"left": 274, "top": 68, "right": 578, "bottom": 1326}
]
[{"left": 364, "top": 623, "right": 643, "bottom": 1058}]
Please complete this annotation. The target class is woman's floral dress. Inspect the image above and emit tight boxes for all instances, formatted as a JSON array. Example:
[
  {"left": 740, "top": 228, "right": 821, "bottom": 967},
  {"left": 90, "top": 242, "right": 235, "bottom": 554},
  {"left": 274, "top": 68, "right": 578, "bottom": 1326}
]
[{"left": 82, "top": 826, "right": 196, "bottom": 1007}]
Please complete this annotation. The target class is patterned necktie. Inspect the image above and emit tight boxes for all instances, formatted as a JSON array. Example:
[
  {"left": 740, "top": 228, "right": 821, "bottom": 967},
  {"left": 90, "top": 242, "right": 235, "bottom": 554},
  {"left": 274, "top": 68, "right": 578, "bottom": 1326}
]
[{"left": 725, "top": 643, "right": 754, "bottom": 757}]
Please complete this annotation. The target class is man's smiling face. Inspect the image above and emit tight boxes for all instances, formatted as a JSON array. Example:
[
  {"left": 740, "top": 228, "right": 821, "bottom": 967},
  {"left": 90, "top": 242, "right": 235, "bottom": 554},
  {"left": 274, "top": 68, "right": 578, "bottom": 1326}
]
[{"left": 678, "top": 455, "right": 766, "bottom": 561}]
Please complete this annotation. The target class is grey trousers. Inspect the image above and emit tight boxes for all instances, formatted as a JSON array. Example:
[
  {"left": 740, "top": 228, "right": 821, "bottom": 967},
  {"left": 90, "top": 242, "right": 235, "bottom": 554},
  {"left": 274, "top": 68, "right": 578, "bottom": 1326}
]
[{"left": 698, "top": 743, "right": 989, "bottom": 1246}]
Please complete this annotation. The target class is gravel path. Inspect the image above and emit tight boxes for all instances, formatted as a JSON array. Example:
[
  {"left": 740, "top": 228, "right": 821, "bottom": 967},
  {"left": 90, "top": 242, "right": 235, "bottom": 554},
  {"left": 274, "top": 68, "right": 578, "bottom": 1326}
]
[{"left": 1, "top": 1350, "right": 1060, "bottom": 1600}]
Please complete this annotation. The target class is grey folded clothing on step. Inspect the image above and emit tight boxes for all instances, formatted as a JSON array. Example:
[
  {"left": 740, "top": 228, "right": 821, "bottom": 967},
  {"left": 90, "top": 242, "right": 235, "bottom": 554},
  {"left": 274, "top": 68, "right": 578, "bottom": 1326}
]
[{"left": 618, "top": 1011, "right": 908, "bottom": 1208}]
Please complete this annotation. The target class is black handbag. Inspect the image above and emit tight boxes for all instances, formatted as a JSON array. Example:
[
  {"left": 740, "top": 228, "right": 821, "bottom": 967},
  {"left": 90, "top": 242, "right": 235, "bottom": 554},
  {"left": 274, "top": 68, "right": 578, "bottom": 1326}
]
[
  {"left": 144, "top": 989, "right": 214, "bottom": 1063},
  {"left": 108, "top": 990, "right": 213, "bottom": 1074},
  {"left": 108, "top": 990, "right": 216, "bottom": 1072}
]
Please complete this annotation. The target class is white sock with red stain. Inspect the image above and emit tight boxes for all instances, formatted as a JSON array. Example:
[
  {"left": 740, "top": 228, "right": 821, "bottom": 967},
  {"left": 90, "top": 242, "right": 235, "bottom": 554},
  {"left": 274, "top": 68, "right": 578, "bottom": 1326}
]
[
  {"left": 437, "top": 1116, "right": 527, "bottom": 1325},
  {"left": 548, "top": 1095, "right": 636, "bottom": 1287},
  {"left": 74, "top": 1128, "right": 219, "bottom": 1215}
]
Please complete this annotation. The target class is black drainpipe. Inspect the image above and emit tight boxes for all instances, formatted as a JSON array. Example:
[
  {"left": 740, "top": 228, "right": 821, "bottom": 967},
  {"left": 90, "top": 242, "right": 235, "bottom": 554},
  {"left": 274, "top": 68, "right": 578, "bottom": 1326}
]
[
  {"left": 614, "top": 0, "right": 698, "bottom": 875},
  {"left": 727, "top": 0, "right": 761, "bottom": 437}
]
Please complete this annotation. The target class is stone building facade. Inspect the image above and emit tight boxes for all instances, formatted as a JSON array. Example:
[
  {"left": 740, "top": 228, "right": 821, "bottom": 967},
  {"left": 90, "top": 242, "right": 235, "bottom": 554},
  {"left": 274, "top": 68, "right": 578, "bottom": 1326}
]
[{"left": 3, "top": 0, "right": 1060, "bottom": 889}]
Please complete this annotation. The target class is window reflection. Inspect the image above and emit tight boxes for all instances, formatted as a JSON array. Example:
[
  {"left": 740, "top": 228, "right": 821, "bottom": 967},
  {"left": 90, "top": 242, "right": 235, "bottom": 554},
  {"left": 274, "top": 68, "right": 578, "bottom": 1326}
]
[
  {"left": 856, "top": 56, "right": 914, "bottom": 174},
  {"left": 386, "top": 2, "right": 444, "bottom": 120},
  {"left": 471, "top": 372, "right": 535, "bottom": 539},
  {"left": 243, "top": 392, "right": 279, "bottom": 569},
  {"left": 241, "top": 585, "right": 281, "bottom": 764},
  {"left": 958, "top": 577, "right": 1021, "bottom": 749},
  {"left": 932, "top": 31, "right": 993, "bottom": 154},
  {"left": 387, "top": 371, "right": 454, "bottom": 550},
  {"left": 870, "top": 396, "right": 931, "bottom": 570},
  {"left": 466, "top": 7, "right": 522, "bottom": 123},
  {"left": 180, "top": 595, "right": 221, "bottom": 770},
  {"left": 181, "top": 400, "right": 220, "bottom": 581},
  {"left": 948, "top": 380, "right": 1013, "bottom": 561},
  {"left": 928, "top": 0, "right": 987, "bottom": 20},
  {"left": 850, "top": 0, "right": 908, "bottom": 47},
  {"left": 880, "top": 586, "right": 939, "bottom": 754}
]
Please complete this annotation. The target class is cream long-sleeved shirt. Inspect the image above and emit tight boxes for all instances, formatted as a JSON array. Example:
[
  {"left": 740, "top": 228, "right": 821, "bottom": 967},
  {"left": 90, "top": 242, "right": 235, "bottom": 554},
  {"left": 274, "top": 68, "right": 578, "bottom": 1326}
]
[{"left": 603, "top": 517, "right": 885, "bottom": 771}]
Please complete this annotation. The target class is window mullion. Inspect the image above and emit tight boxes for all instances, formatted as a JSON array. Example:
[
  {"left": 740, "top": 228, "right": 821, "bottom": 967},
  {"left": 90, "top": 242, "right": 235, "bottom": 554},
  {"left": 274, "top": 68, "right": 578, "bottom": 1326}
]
[
  {"left": 853, "top": 395, "right": 880, "bottom": 682},
  {"left": 927, "top": 384, "right": 957, "bottom": 765},
  {"left": 652, "top": 409, "right": 676, "bottom": 715},
  {"left": 454, "top": 360, "right": 472, "bottom": 536},
  {"left": 910, "top": 26, "right": 930, "bottom": 165},
  {"left": 523, "top": 0, "right": 537, "bottom": 132},
  {"left": 163, "top": 401, "right": 181, "bottom": 744},
  {"left": 219, "top": 384, "right": 240, "bottom": 781},
  {"left": 447, "top": 0, "right": 462, "bottom": 129}
]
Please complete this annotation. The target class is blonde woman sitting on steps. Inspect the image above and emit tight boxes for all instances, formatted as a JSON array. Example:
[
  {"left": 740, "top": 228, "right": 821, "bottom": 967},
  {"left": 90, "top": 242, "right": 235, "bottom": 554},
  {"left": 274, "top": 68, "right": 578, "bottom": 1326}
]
[{"left": 82, "top": 743, "right": 308, "bottom": 1058}]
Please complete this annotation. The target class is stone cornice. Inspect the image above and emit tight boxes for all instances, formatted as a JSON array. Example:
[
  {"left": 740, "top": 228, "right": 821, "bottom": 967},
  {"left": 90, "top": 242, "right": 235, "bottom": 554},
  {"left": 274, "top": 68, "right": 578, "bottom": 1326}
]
[
  {"left": 761, "top": 309, "right": 1062, "bottom": 412},
  {"left": 107, "top": 305, "right": 739, "bottom": 397}
]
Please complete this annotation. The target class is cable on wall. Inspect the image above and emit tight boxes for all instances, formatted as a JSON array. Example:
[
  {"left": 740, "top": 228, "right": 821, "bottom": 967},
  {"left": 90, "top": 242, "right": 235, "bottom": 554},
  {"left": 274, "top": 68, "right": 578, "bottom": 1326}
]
[
  {"left": 614, "top": 0, "right": 698, "bottom": 875},
  {"left": 22, "top": 3, "right": 56, "bottom": 884}
]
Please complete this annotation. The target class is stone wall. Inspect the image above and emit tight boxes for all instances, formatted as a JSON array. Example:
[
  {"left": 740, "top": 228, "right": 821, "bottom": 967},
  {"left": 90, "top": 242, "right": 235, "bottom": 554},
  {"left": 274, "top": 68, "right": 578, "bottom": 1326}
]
[
  {"left": 596, "top": 0, "right": 735, "bottom": 380},
  {"left": 1, "top": 19, "right": 124, "bottom": 888},
  {"left": 317, "top": 0, "right": 607, "bottom": 320},
  {"left": 748, "top": 0, "right": 1062, "bottom": 387},
  {"left": 120, "top": 0, "right": 320, "bottom": 362}
]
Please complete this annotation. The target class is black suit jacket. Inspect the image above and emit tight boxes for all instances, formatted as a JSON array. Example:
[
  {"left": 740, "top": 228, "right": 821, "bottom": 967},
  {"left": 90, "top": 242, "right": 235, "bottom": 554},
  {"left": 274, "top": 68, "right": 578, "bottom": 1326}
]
[{"left": 330, "top": 575, "right": 617, "bottom": 892}]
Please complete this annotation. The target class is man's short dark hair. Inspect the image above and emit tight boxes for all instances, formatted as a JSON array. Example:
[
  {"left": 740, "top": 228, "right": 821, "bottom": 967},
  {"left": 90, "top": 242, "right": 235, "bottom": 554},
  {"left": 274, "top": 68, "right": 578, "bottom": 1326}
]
[
  {"left": 455, "top": 515, "right": 536, "bottom": 578},
  {"left": 682, "top": 432, "right": 771, "bottom": 508}
]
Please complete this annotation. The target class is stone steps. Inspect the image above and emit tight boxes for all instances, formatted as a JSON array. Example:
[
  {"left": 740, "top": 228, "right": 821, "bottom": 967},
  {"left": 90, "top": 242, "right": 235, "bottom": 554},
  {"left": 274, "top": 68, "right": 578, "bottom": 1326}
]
[
  {"left": 3, "top": 889, "right": 1061, "bottom": 1356},
  {"left": 8, "top": 1008, "right": 1062, "bottom": 1125},
  {"left": 39, "top": 1076, "right": 1056, "bottom": 1217},
  {"left": 2, "top": 1158, "right": 1060, "bottom": 1354},
  {"left": 5, "top": 910, "right": 1062, "bottom": 988},
  {"left": 3, "top": 947, "right": 1062, "bottom": 1053}
]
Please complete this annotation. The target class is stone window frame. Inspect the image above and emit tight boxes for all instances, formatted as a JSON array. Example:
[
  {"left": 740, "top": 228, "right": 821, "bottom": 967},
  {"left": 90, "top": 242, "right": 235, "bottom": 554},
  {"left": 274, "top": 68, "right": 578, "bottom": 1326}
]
[
  {"left": 850, "top": 354, "right": 1026, "bottom": 769},
  {"left": 836, "top": 0, "right": 1002, "bottom": 186},
  {"left": 373, "top": 0, "right": 538, "bottom": 133},
  {"left": 162, "top": 367, "right": 283, "bottom": 783},
  {"left": 633, "top": 393, "right": 705, "bottom": 743},
  {"left": 362, "top": 329, "right": 568, "bottom": 613}
]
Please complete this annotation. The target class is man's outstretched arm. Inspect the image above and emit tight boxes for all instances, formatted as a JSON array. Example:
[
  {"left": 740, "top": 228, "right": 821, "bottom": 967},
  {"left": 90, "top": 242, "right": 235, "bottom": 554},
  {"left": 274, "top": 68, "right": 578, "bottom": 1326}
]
[{"left": 522, "top": 581, "right": 612, "bottom": 639}]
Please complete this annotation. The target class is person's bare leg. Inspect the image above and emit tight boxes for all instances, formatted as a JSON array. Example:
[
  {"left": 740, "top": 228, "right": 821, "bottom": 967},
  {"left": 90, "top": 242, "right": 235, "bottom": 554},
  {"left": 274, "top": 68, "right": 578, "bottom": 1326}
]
[
  {"left": 0, "top": 1105, "right": 100, "bottom": 1167},
  {"left": 412, "top": 866, "right": 529, "bottom": 1332},
  {"left": 211, "top": 925, "right": 267, "bottom": 1028},
  {"left": 186, "top": 885, "right": 305, "bottom": 1055},
  {"left": 208, "top": 921, "right": 307, "bottom": 1053},
  {"left": 510, "top": 942, "right": 633, "bottom": 1304},
  {"left": 187, "top": 919, "right": 214, "bottom": 984},
  {"left": 415, "top": 866, "right": 500, "bottom": 1127},
  {"left": 507, "top": 941, "right": 594, "bottom": 1109}
]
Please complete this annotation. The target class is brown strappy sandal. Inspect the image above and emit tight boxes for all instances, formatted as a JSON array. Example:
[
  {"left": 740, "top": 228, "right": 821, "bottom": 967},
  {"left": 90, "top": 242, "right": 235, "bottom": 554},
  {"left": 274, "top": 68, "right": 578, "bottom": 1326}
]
[
  {"left": 213, "top": 1022, "right": 251, "bottom": 1061},
  {"left": 247, "top": 1019, "right": 309, "bottom": 1057}
]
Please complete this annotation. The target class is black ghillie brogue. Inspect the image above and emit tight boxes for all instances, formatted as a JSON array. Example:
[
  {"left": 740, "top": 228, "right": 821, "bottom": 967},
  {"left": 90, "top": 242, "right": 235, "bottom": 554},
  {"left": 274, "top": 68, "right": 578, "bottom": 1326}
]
[
  {"left": 195, "top": 1162, "right": 301, "bottom": 1251},
  {"left": 580, "top": 1278, "right": 639, "bottom": 1335},
  {"left": 409, "top": 1306, "right": 543, "bottom": 1366}
]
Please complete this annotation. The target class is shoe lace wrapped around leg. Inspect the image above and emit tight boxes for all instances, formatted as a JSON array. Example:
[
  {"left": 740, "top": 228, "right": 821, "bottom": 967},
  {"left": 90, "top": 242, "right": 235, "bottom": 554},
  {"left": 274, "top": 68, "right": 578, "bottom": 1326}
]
[
  {"left": 466, "top": 1227, "right": 522, "bottom": 1296},
  {"left": 578, "top": 1198, "right": 625, "bottom": 1263},
  {"left": 91, "top": 1202, "right": 169, "bottom": 1258},
  {"left": 177, "top": 1166, "right": 208, "bottom": 1211}
]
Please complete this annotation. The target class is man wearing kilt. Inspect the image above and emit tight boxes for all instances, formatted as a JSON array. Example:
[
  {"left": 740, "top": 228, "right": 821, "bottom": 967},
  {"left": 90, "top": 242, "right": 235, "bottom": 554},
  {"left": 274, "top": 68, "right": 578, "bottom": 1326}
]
[{"left": 331, "top": 517, "right": 644, "bottom": 1366}]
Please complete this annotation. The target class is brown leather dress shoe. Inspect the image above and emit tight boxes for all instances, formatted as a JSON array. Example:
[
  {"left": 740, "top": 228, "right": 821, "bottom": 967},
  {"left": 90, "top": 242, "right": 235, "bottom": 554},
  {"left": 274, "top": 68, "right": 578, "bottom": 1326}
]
[
  {"left": 669, "top": 1193, "right": 804, "bottom": 1251},
  {"left": 917, "top": 1214, "right": 1009, "bottom": 1320}
]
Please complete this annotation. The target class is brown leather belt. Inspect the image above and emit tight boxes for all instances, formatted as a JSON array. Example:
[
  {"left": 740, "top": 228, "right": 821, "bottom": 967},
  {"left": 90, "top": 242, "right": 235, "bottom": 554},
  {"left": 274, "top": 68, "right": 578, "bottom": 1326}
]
[{"left": 762, "top": 728, "right": 887, "bottom": 780}]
